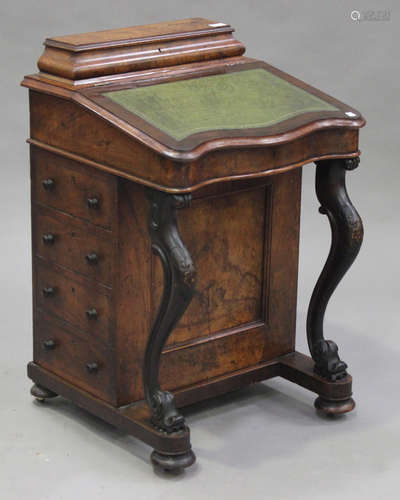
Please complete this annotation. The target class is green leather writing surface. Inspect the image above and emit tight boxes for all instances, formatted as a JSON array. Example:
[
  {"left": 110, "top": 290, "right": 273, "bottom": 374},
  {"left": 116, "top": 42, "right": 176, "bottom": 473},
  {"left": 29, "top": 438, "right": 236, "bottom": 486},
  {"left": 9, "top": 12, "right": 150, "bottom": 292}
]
[{"left": 105, "top": 68, "right": 338, "bottom": 141}]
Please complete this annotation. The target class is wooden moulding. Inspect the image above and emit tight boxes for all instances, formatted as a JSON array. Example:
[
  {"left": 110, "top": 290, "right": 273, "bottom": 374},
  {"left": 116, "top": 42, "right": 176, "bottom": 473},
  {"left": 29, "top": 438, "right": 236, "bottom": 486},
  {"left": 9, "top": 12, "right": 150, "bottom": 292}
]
[{"left": 37, "top": 18, "right": 245, "bottom": 82}]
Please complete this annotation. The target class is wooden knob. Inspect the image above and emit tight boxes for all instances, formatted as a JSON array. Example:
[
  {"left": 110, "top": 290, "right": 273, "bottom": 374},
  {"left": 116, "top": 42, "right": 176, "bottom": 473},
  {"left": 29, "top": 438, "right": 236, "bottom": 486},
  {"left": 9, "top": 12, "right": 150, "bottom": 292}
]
[
  {"left": 42, "top": 287, "right": 55, "bottom": 297},
  {"left": 42, "top": 233, "right": 56, "bottom": 245},
  {"left": 85, "top": 253, "right": 98, "bottom": 264},
  {"left": 87, "top": 197, "right": 100, "bottom": 209},
  {"left": 42, "top": 178, "right": 55, "bottom": 191},
  {"left": 42, "top": 339, "right": 56, "bottom": 350},
  {"left": 86, "top": 308, "right": 98, "bottom": 320},
  {"left": 86, "top": 362, "right": 99, "bottom": 374}
]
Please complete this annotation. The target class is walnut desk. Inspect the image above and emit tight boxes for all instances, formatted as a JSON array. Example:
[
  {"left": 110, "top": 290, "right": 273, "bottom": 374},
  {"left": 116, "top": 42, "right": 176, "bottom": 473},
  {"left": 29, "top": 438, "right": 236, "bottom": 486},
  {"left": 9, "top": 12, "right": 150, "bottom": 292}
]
[{"left": 22, "top": 18, "right": 365, "bottom": 472}]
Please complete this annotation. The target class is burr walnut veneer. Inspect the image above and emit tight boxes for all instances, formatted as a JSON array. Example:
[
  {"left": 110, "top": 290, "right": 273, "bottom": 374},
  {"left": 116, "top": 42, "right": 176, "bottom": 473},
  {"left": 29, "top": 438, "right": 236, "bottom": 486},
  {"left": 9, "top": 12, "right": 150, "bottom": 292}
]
[{"left": 22, "top": 18, "right": 365, "bottom": 472}]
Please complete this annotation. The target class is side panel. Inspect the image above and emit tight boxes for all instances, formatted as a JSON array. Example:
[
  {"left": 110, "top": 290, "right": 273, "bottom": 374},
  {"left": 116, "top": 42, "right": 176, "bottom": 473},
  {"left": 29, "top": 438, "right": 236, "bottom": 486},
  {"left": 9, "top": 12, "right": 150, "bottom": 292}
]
[
  {"left": 115, "top": 169, "right": 301, "bottom": 404},
  {"left": 160, "top": 169, "right": 302, "bottom": 393},
  {"left": 154, "top": 186, "right": 267, "bottom": 343}
]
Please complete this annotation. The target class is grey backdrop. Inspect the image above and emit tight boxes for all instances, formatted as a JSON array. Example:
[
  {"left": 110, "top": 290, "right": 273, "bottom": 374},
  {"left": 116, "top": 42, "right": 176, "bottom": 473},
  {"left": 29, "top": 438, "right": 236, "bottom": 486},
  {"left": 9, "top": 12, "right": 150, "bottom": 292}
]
[{"left": 1, "top": 1, "right": 399, "bottom": 499}]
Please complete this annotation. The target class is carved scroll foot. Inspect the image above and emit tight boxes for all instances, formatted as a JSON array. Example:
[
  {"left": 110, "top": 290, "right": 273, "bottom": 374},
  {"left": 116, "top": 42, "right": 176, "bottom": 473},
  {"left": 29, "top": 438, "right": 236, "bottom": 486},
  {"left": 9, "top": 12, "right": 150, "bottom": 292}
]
[
  {"left": 313, "top": 339, "right": 348, "bottom": 381},
  {"left": 144, "top": 190, "right": 196, "bottom": 434},
  {"left": 31, "top": 383, "right": 57, "bottom": 402},
  {"left": 307, "top": 158, "right": 363, "bottom": 382},
  {"left": 149, "top": 390, "right": 185, "bottom": 432},
  {"left": 151, "top": 449, "right": 196, "bottom": 472},
  {"left": 314, "top": 396, "right": 356, "bottom": 417}
]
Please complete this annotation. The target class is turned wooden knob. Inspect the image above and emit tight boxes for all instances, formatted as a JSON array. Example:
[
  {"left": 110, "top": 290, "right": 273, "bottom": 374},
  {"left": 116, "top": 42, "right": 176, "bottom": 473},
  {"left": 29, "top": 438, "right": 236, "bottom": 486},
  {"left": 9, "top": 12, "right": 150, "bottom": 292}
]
[
  {"left": 86, "top": 308, "right": 98, "bottom": 320},
  {"left": 42, "top": 287, "right": 56, "bottom": 297},
  {"left": 42, "top": 178, "right": 55, "bottom": 191},
  {"left": 42, "top": 339, "right": 56, "bottom": 350},
  {"left": 87, "top": 197, "right": 100, "bottom": 209},
  {"left": 86, "top": 362, "right": 99, "bottom": 374},
  {"left": 85, "top": 252, "right": 98, "bottom": 264},
  {"left": 42, "top": 233, "right": 56, "bottom": 245}
]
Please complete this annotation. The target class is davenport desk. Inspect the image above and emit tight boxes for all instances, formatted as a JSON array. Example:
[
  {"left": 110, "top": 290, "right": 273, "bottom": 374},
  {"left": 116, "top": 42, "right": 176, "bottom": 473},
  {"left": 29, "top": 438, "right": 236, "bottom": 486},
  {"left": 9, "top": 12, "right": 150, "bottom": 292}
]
[{"left": 22, "top": 18, "right": 365, "bottom": 472}]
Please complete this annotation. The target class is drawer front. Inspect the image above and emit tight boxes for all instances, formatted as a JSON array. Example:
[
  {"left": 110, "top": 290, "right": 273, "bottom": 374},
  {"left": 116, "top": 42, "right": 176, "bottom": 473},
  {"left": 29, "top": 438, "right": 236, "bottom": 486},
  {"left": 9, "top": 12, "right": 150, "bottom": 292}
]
[
  {"left": 34, "top": 311, "right": 113, "bottom": 402},
  {"left": 31, "top": 147, "right": 116, "bottom": 229},
  {"left": 33, "top": 206, "right": 114, "bottom": 287},
  {"left": 36, "top": 260, "right": 111, "bottom": 344}
]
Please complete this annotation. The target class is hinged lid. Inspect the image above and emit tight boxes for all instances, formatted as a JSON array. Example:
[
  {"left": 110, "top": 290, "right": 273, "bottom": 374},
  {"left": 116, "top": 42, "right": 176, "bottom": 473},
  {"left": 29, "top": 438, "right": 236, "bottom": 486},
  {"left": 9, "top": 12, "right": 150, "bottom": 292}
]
[
  {"left": 37, "top": 18, "right": 245, "bottom": 81},
  {"left": 76, "top": 60, "right": 365, "bottom": 159}
]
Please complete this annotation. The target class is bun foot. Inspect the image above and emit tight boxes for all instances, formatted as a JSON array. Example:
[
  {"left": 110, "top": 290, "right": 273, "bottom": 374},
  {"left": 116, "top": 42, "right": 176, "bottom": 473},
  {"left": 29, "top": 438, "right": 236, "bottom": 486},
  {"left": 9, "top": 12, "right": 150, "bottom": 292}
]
[
  {"left": 151, "top": 449, "right": 196, "bottom": 472},
  {"left": 31, "top": 383, "right": 57, "bottom": 402},
  {"left": 314, "top": 396, "right": 355, "bottom": 417}
]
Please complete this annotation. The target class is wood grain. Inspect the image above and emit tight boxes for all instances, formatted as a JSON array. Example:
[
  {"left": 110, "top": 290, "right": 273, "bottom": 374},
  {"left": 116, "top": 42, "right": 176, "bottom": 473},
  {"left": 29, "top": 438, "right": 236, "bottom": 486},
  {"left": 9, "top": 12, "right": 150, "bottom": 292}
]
[
  {"left": 36, "top": 259, "right": 112, "bottom": 345},
  {"left": 31, "top": 146, "right": 117, "bottom": 229},
  {"left": 45, "top": 18, "right": 233, "bottom": 50},
  {"left": 38, "top": 34, "right": 245, "bottom": 81},
  {"left": 37, "top": 19, "right": 244, "bottom": 81},
  {"left": 33, "top": 205, "right": 114, "bottom": 286},
  {"left": 111, "top": 170, "right": 301, "bottom": 404},
  {"left": 114, "top": 180, "right": 152, "bottom": 405},
  {"left": 157, "top": 185, "right": 267, "bottom": 344},
  {"left": 34, "top": 311, "right": 114, "bottom": 402}
]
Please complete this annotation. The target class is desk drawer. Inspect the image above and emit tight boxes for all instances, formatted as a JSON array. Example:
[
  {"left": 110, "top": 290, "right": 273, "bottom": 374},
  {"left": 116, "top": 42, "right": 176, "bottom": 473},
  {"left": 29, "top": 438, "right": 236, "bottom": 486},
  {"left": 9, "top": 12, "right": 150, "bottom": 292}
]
[
  {"left": 31, "top": 147, "right": 116, "bottom": 229},
  {"left": 36, "top": 260, "right": 111, "bottom": 344},
  {"left": 34, "top": 311, "right": 113, "bottom": 402},
  {"left": 33, "top": 205, "right": 114, "bottom": 287}
]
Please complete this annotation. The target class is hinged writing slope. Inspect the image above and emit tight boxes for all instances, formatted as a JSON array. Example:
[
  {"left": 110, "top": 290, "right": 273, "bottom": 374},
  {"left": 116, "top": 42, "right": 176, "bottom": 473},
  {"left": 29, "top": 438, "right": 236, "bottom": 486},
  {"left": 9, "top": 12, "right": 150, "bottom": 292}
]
[
  {"left": 37, "top": 18, "right": 245, "bottom": 81},
  {"left": 105, "top": 68, "right": 338, "bottom": 142},
  {"left": 77, "top": 59, "right": 364, "bottom": 164}
]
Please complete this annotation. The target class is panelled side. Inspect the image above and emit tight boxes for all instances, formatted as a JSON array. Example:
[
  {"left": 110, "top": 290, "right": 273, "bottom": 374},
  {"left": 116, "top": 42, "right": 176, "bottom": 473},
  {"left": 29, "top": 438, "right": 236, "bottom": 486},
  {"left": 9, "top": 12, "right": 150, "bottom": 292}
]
[{"left": 115, "top": 170, "right": 301, "bottom": 405}]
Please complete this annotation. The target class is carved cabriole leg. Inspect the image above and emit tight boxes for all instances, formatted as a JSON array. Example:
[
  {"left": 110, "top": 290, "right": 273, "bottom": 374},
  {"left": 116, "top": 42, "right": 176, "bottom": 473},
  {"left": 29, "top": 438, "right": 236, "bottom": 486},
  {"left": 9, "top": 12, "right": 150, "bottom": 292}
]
[
  {"left": 143, "top": 189, "right": 196, "bottom": 457},
  {"left": 307, "top": 157, "right": 363, "bottom": 415}
]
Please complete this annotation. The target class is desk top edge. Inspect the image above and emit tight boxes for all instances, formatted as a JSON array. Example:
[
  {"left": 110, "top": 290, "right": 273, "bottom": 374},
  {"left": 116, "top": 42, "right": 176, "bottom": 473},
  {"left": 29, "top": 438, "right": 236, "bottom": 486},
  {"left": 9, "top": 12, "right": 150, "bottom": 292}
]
[{"left": 44, "top": 18, "right": 233, "bottom": 52}]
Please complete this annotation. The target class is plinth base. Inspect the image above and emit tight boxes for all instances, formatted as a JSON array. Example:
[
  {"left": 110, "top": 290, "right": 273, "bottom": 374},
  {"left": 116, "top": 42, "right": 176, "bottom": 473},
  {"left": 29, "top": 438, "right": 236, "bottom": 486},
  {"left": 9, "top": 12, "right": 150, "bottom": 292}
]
[{"left": 28, "top": 351, "right": 355, "bottom": 473}]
